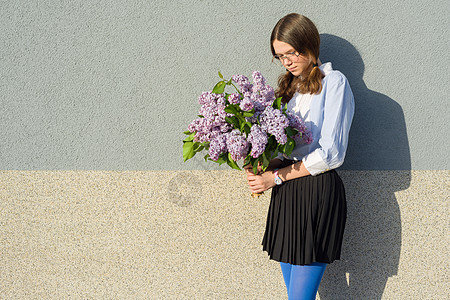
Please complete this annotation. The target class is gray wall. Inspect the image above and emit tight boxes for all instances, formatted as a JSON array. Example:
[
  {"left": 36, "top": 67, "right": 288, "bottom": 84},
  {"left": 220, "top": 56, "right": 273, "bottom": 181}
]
[{"left": 1, "top": 0, "right": 449, "bottom": 170}]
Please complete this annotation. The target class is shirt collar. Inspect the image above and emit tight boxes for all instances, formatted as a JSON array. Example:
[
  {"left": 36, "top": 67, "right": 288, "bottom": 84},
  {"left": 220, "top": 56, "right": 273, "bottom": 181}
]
[{"left": 319, "top": 62, "right": 333, "bottom": 76}]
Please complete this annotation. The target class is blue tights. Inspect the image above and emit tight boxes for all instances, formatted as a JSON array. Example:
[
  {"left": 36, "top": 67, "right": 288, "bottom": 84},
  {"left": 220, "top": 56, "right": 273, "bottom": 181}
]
[{"left": 279, "top": 262, "right": 327, "bottom": 300}]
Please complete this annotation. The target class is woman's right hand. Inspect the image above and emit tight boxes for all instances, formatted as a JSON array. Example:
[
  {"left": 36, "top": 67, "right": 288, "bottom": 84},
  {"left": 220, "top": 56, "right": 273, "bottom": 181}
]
[
  {"left": 244, "top": 163, "right": 263, "bottom": 175},
  {"left": 244, "top": 158, "right": 284, "bottom": 175}
]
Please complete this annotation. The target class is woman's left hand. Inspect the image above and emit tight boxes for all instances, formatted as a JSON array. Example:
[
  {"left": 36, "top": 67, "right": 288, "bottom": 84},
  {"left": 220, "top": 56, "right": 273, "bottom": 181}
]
[{"left": 245, "top": 169, "right": 276, "bottom": 194}]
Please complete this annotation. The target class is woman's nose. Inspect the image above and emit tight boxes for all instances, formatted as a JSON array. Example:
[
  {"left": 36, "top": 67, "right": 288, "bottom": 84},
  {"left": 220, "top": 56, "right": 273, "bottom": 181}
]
[{"left": 283, "top": 60, "right": 293, "bottom": 67}]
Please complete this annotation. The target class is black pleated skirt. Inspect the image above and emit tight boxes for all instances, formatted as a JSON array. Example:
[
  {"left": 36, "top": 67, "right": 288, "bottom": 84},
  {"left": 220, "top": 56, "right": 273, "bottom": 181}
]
[{"left": 262, "top": 163, "right": 347, "bottom": 266}]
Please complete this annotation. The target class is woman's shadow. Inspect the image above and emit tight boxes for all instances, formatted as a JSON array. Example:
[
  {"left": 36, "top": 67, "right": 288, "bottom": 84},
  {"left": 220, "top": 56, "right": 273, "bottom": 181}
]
[{"left": 317, "top": 34, "right": 411, "bottom": 299}]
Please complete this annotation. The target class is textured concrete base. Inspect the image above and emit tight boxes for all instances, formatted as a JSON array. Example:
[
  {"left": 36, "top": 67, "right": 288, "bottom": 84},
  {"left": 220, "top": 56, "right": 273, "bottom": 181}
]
[{"left": 1, "top": 170, "right": 448, "bottom": 299}]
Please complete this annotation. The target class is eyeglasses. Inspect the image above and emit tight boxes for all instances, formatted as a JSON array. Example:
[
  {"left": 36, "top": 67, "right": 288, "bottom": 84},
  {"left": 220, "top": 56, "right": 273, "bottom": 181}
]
[{"left": 272, "top": 51, "right": 301, "bottom": 66}]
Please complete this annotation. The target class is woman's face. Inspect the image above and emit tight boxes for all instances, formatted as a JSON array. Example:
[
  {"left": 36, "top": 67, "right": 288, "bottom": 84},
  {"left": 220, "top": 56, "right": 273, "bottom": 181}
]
[{"left": 272, "top": 39, "right": 312, "bottom": 78}]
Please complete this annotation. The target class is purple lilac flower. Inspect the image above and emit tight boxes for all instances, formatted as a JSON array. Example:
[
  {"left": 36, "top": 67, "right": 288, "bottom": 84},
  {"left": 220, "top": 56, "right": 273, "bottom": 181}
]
[
  {"left": 198, "top": 91, "right": 218, "bottom": 105},
  {"left": 286, "top": 111, "right": 313, "bottom": 144},
  {"left": 193, "top": 132, "right": 207, "bottom": 143},
  {"left": 245, "top": 111, "right": 261, "bottom": 124},
  {"left": 226, "top": 130, "right": 249, "bottom": 161},
  {"left": 228, "top": 93, "right": 241, "bottom": 104},
  {"left": 247, "top": 125, "right": 268, "bottom": 158},
  {"left": 247, "top": 72, "right": 275, "bottom": 110},
  {"left": 188, "top": 72, "right": 282, "bottom": 157},
  {"left": 190, "top": 90, "right": 235, "bottom": 143},
  {"left": 303, "top": 132, "right": 313, "bottom": 144},
  {"left": 252, "top": 101, "right": 265, "bottom": 113},
  {"left": 199, "top": 102, "right": 217, "bottom": 119},
  {"left": 252, "top": 71, "right": 266, "bottom": 92},
  {"left": 216, "top": 94, "right": 227, "bottom": 121},
  {"left": 209, "top": 134, "right": 227, "bottom": 161},
  {"left": 232, "top": 75, "right": 253, "bottom": 96},
  {"left": 190, "top": 116, "right": 219, "bottom": 143},
  {"left": 239, "top": 96, "right": 254, "bottom": 111},
  {"left": 250, "top": 92, "right": 263, "bottom": 105},
  {"left": 260, "top": 85, "right": 275, "bottom": 107},
  {"left": 260, "top": 106, "right": 289, "bottom": 144},
  {"left": 210, "top": 126, "right": 221, "bottom": 140},
  {"left": 192, "top": 117, "right": 213, "bottom": 143},
  {"left": 188, "top": 118, "right": 201, "bottom": 133},
  {"left": 220, "top": 122, "right": 232, "bottom": 133},
  {"left": 189, "top": 117, "right": 210, "bottom": 133}
]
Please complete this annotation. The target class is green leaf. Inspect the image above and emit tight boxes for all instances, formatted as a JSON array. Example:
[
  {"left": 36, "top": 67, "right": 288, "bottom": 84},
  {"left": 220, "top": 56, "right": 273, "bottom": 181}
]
[
  {"left": 225, "top": 116, "right": 240, "bottom": 129},
  {"left": 216, "top": 153, "right": 228, "bottom": 165},
  {"left": 262, "top": 152, "right": 270, "bottom": 170},
  {"left": 285, "top": 127, "right": 298, "bottom": 137},
  {"left": 233, "top": 110, "right": 245, "bottom": 123},
  {"left": 183, "top": 132, "right": 195, "bottom": 142},
  {"left": 240, "top": 121, "right": 246, "bottom": 132},
  {"left": 242, "top": 109, "right": 255, "bottom": 117},
  {"left": 244, "top": 154, "right": 251, "bottom": 166},
  {"left": 252, "top": 157, "right": 259, "bottom": 174},
  {"left": 218, "top": 71, "right": 224, "bottom": 79},
  {"left": 285, "top": 138, "right": 296, "bottom": 156},
  {"left": 272, "top": 97, "right": 282, "bottom": 109},
  {"left": 212, "top": 81, "right": 226, "bottom": 94},
  {"left": 193, "top": 143, "right": 204, "bottom": 152},
  {"left": 202, "top": 142, "right": 210, "bottom": 150},
  {"left": 183, "top": 141, "right": 195, "bottom": 162},
  {"left": 204, "top": 154, "right": 210, "bottom": 162},
  {"left": 240, "top": 121, "right": 251, "bottom": 133},
  {"left": 183, "top": 130, "right": 191, "bottom": 135},
  {"left": 272, "top": 148, "right": 279, "bottom": 158},
  {"left": 224, "top": 104, "right": 239, "bottom": 115},
  {"left": 227, "top": 153, "right": 241, "bottom": 170},
  {"left": 267, "top": 135, "right": 276, "bottom": 148},
  {"left": 278, "top": 143, "right": 286, "bottom": 153}
]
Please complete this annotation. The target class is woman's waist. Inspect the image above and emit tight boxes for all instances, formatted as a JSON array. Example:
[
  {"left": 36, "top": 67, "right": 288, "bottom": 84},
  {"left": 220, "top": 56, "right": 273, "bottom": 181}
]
[
  {"left": 280, "top": 158, "right": 337, "bottom": 176},
  {"left": 281, "top": 143, "right": 317, "bottom": 162}
]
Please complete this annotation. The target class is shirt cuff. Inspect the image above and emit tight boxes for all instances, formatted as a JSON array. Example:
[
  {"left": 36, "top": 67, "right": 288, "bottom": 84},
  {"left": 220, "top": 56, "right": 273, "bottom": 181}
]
[{"left": 302, "top": 150, "right": 330, "bottom": 176}]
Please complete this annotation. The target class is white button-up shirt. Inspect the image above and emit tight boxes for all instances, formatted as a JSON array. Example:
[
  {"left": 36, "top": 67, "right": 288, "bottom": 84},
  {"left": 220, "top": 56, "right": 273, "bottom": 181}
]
[{"left": 281, "top": 62, "right": 355, "bottom": 176}]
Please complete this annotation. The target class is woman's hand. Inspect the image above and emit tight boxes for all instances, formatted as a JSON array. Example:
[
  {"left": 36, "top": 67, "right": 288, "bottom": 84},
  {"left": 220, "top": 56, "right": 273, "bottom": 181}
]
[
  {"left": 245, "top": 169, "right": 276, "bottom": 194},
  {"left": 243, "top": 163, "right": 263, "bottom": 175}
]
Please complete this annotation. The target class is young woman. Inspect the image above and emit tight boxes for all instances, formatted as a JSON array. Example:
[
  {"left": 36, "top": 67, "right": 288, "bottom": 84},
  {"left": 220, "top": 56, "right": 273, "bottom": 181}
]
[{"left": 245, "top": 13, "right": 354, "bottom": 299}]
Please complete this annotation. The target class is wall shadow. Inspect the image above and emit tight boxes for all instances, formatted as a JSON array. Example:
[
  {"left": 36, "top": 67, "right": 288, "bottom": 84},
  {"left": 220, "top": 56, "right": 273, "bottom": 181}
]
[{"left": 316, "top": 34, "right": 411, "bottom": 299}]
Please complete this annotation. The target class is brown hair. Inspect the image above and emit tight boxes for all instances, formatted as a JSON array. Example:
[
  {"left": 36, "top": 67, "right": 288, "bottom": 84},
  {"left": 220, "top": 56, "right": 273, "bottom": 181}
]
[{"left": 271, "top": 13, "right": 323, "bottom": 102}]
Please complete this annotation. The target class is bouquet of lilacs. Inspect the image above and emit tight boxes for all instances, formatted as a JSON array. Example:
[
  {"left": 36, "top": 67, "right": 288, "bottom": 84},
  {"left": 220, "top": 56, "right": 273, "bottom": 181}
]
[{"left": 183, "top": 71, "right": 312, "bottom": 177}]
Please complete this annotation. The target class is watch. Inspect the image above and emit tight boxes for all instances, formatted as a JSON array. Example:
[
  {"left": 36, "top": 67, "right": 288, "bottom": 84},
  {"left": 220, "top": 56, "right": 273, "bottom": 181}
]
[{"left": 273, "top": 170, "right": 283, "bottom": 185}]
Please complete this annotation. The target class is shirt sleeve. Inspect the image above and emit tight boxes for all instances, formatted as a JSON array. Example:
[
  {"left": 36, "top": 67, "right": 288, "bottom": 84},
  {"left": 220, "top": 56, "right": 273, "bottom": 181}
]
[
  {"left": 275, "top": 152, "right": 285, "bottom": 161},
  {"left": 302, "top": 73, "right": 355, "bottom": 176}
]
